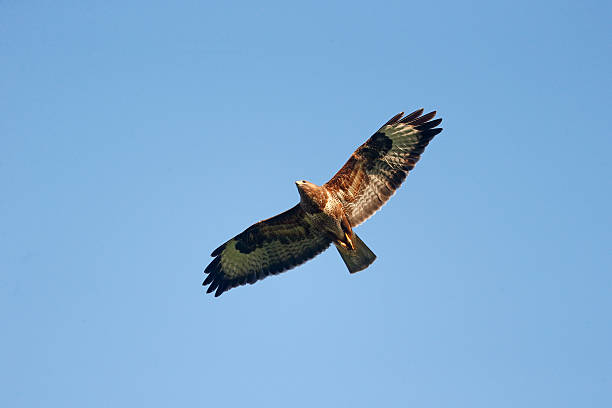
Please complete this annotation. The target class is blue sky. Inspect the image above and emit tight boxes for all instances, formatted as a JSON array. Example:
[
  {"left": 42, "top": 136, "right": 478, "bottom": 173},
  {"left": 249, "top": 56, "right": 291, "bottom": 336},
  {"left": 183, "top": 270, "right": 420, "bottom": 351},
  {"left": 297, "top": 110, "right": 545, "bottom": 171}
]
[{"left": 1, "top": 1, "right": 611, "bottom": 406}]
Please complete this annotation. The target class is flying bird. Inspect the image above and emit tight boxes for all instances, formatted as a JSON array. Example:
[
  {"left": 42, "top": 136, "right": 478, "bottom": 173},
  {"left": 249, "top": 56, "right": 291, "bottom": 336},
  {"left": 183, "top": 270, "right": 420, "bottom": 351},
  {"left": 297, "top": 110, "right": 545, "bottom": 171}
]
[{"left": 203, "top": 108, "right": 443, "bottom": 296}]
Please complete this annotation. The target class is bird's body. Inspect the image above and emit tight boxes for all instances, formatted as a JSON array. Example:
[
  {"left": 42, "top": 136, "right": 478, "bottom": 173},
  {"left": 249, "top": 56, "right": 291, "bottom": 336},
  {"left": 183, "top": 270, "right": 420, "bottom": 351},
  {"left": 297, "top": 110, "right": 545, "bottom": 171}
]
[
  {"left": 296, "top": 181, "right": 350, "bottom": 247},
  {"left": 203, "top": 108, "right": 443, "bottom": 296},
  {"left": 296, "top": 180, "right": 374, "bottom": 272}
]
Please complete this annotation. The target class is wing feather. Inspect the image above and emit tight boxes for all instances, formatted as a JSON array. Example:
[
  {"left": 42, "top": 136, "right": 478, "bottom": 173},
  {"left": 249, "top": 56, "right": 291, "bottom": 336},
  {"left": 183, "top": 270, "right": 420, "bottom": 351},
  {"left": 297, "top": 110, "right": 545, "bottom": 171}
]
[
  {"left": 325, "top": 109, "right": 443, "bottom": 226},
  {"left": 203, "top": 205, "right": 332, "bottom": 296}
]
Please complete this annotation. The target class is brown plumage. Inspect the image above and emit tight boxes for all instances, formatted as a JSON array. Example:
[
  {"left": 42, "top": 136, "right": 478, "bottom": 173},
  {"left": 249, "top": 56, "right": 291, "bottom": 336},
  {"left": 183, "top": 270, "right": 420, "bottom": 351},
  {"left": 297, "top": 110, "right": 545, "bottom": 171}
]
[{"left": 203, "top": 108, "right": 443, "bottom": 296}]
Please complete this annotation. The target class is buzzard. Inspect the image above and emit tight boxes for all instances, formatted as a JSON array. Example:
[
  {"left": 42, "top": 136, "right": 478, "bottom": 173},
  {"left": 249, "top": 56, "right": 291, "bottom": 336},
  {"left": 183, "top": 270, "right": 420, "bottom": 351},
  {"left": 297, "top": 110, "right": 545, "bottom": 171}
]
[{"left": 203, "top": 108, "right": 443, "bottom": 296}]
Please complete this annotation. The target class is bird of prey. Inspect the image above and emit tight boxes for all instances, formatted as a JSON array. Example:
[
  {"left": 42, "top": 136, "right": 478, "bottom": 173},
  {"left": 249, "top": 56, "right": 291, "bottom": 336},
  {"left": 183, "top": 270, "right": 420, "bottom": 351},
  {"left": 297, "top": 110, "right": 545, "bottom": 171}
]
[{"left": 203, "top": 108, "right": 443, "bottom": 296}]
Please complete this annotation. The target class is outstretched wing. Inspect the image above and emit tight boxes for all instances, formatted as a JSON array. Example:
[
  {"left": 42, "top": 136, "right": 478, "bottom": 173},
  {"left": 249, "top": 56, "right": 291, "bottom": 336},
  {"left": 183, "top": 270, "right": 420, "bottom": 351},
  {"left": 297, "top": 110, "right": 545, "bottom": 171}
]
[
  {"left": 203, "top": 205, "right": 332, "bottom": 297},
  {"left": 325, "top": 109, "right": 442, "bottom": 227}
]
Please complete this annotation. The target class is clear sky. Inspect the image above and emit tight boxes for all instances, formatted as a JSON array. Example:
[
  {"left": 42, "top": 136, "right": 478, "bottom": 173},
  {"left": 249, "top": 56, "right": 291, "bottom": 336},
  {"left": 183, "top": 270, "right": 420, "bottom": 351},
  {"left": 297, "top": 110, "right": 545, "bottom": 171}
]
[{"left": 1, "top": 1, "right": 611, "bottom": 407}]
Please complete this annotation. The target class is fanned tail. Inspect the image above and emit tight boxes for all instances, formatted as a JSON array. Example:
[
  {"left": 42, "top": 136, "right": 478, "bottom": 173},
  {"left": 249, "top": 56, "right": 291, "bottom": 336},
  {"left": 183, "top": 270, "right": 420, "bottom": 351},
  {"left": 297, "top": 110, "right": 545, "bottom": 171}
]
[{"left": 335, "top": 233, "right": 376, "bottom": 273}]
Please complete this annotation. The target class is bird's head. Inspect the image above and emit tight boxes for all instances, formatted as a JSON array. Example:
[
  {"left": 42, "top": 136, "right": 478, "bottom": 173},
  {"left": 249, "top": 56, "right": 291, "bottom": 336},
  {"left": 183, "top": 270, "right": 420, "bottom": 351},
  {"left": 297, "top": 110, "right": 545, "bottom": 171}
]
[
  {"left": 295, "top": 180, "right": 324, "bottom": 209},
  {"left": 295, "top": 180, "right": 310, "bottom": 186},
  {"left": 295, "top": 180, "right": 316, "bottom": 193}
]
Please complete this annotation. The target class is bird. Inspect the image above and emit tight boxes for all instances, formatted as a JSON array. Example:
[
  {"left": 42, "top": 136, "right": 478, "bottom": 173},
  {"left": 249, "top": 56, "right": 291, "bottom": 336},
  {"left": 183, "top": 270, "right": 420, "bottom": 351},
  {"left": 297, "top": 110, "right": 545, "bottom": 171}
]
[{"left": 203, "top": 108, "right": 443, "bottom": 297}]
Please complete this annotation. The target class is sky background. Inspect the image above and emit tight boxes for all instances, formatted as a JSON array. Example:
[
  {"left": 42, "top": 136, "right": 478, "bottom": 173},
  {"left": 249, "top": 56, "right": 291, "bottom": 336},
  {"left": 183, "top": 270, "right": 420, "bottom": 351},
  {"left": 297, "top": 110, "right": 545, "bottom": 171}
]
[{"left": 1, "top": 1, "right": 611, "bottom": 407}]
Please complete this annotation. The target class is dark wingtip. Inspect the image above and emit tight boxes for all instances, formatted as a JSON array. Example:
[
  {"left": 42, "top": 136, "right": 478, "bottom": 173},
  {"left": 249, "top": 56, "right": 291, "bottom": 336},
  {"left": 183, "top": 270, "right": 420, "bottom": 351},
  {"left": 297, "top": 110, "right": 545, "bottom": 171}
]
[
  {"left": 383, "top": 112, "right": 404, "bottom": 126},
  {"left": 211, "top": 243, "right": 226, "bottom": 257},
  {"left": 419, "top": 127, "right": 443, "bottom": 140},
  {"left": 214, "top": 281, "right": 228, "bottom": 297},
  {"left": 399, "top": 108, "right": 424, "bottom": 123},
  {"left": 203, "top": 272, "right": 215, "bottom": 285},
  {"left": 204, "top": 257, "right": 220, "bottom": 274},
  {"left": 409, "top": 111, "right": 437, "bottom": 126},
  {"left": 415, "top": 118, "right": 442, "bottom": 131},
  {"left": 205, "top": 272, "right": 221, "bottom": 293}
]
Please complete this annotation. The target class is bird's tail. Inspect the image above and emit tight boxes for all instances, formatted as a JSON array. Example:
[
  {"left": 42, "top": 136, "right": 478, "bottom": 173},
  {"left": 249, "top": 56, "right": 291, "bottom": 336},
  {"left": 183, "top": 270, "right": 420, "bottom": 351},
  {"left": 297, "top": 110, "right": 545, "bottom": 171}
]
[{"left": 335, "top": 233, "right": 376, "bottom": 273}]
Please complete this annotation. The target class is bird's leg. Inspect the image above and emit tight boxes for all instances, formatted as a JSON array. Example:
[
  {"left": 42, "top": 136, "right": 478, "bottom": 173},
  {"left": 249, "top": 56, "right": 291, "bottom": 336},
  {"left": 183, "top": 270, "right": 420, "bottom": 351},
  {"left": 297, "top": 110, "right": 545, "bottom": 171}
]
[
  {"left": 327, "top": 230, "right": 348, "bottom": 249},
  {"left": 344, "top": 232, "right": 355, "bottom": 250},
  {"left": 330, "top": 230, "right": 354, "bottom": 250},
  {"left": 339, "top": 214, "right": 355, "bottom": 250},
  {"left": 337, "top": 239, "right": 349, "bottom": 249}
]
